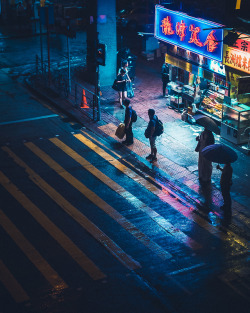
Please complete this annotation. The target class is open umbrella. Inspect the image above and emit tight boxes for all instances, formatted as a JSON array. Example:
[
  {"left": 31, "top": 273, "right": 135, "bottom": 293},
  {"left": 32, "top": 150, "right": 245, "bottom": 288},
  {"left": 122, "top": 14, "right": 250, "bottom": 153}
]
[
  {"left": 194, "top": 114, "right": 220, "bottom": 135},
  {"left": 201, "top": 144, "right": 238, "bottom": 164}
]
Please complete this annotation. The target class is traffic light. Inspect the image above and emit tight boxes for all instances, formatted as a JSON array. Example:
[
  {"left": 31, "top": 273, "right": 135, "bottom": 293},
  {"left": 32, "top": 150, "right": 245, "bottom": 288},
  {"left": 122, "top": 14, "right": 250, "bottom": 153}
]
[{"left": 96, "top": 43, "right": 106, "bottom": 66}]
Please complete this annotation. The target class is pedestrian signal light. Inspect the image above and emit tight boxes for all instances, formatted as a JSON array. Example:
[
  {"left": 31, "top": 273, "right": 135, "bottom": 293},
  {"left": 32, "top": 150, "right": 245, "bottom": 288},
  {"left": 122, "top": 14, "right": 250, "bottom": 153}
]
[
  {"left": 96, "top": 43, "right": 106, "bottom": 66},
  {"left": 40, "top": 0, "right": 45, "bottom": 7}
]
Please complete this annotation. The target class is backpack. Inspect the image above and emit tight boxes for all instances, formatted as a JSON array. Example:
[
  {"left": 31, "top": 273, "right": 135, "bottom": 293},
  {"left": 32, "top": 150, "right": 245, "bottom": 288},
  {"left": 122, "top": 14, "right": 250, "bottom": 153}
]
[
  {"left": 155, "top": 118, "right": 164, "bottom": 136},
  {"left": 131, "top": 109, "right": 137, "bottom": 122}
]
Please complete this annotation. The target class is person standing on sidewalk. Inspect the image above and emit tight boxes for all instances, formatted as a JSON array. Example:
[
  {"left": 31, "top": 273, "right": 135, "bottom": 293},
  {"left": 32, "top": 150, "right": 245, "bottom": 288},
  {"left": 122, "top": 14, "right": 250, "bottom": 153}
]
[
  {"left": 116, "top": 68, "right": 129, "bottom": 108},
  {"left": 216, "top": 163, "right": 233, "bottom": 219},
  {"left": 161, "top": 62, "right": 170, "bottom": 97},
  {"left": 196, "top": 128, "right": 215, "bottom": 183},
  {"left": 145, "top": 109, "right": 158, "bottom": 163},
  {"left": 122, "top": 99, "right": 134, "bottom": 146}
]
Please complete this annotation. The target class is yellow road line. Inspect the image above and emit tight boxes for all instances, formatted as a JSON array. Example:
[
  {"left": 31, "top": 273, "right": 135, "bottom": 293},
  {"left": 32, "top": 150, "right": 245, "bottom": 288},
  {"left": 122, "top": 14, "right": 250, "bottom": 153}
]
[
  {"left": 0, "top": 167, "right": 105, "bottom": 281},
  {"left": 77, "top": 131, "right": 249, "bottom": 250},
  {"left": 51, "top": 137, "right": 197, "bottom": 252},
  {"left": 0, "top": 259, "right": 29, "bottom": 303},
  {"left": 0, "top": 209, "right": 67, "bottom": 291},
  {"left": 50, "top": 138, "right": 173, "bottom": 257},
  {"left": 74, "top": 133, "right": 201, "bottom": 250},
  {"left": 4, "top": 146, "right": 140, "bottom": 271}
]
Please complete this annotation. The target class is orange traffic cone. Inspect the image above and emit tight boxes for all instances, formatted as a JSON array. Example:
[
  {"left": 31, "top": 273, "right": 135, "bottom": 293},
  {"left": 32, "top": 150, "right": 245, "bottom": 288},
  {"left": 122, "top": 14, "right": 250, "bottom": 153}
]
[{"left": 80, "top": 89, "right": 89, "bottom": 108}]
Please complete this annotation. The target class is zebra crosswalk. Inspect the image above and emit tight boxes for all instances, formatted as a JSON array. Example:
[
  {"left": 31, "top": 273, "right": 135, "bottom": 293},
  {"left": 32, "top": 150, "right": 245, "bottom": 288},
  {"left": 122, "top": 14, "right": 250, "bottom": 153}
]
[{"left": 0, "top": 130, "right": 249, "bottom": 308}]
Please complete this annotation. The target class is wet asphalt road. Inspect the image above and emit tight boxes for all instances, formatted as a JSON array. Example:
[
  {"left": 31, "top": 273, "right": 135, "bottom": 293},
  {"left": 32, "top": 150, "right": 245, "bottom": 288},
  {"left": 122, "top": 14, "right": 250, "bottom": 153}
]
[
  {"left": 0, "top": 27, "right": 250, "bottom": 313},
  {"left": 0, "top": 89, "right": 250, "bottom": 313}
]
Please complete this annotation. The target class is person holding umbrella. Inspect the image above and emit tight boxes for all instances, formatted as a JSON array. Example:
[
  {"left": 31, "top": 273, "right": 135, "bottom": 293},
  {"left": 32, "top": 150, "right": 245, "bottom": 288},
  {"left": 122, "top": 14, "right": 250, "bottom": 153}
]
[
  {"left": 216, "top": 163, "right": 233, "bottom": 216},
  {"left": 196, "top": 128, "right": 215, "bottom": 184},
  {"left": 201, "top": 144, "right": 238, "bottom": 224}
]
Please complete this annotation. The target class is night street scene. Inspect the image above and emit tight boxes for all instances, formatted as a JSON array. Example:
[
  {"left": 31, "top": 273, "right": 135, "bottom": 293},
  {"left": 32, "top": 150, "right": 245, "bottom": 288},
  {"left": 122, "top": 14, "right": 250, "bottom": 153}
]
[{"left": 0, "top": 0, "right": 250, "bottom": 312}]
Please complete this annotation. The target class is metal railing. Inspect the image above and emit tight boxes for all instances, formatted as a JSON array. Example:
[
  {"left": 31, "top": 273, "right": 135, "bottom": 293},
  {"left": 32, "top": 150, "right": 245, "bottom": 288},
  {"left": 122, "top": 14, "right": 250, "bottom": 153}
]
[{"left": 34, "top": 55, "right": 101, "bottom": 120}]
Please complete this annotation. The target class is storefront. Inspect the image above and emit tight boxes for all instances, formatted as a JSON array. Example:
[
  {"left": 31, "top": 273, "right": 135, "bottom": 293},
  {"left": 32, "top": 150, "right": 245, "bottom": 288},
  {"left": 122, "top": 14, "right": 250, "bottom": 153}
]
[
  {"left": 154, "top": 5, "right": 250, "bottom": 146},
  {"left": 154, "top": 5, "right": 226, "bottom": 113},
  {"left": 220, "top": 31, "right": 250, "bottom": 145}
]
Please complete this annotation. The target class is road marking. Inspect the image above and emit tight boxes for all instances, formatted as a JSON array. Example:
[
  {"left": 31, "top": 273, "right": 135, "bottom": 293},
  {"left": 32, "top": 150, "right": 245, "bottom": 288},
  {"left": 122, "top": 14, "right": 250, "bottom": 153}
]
[
  {"left": 52, "top": 137, "right": 200, "bottom": 253},
  {"left": 0, "top": 114, "right": 58, "bottom": 126},
  {"left": 74, "top": 133, "right": 201, "bottom": 250},
  {"left": 8, "top": 145, "right": 140, "bottom": 271},
  {"left": 77, "top": 131, "right": 250, "bottom": 250},
  {"left": 168, "top": 263, "right": 206, "bottom": 275},
  {"left": 0, "top": 259, "right": 29, "bottom": 303},
  {"left": 0, "top": 208, "right": 67, "bottom": 290},
  {"left": 50, "top": 137, "right": 172, "bottom": 259},
  {"left": 0, "top": 164, "right": 105, "bottom": 281}
]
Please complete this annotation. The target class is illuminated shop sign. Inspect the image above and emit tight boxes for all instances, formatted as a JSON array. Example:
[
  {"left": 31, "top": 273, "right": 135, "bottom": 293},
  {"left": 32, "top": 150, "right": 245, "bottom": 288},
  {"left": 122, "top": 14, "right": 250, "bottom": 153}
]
[
  {"left": 208, "top": 60, "right": 226, "bottom": 76},
  {"left": 154, "top": 5, "right": 224, "bottom": 62},
  {"left": 223, "top": 47, "right": 250, "bottom": 74},
  {"left": 229, "top": 32, "right": 250, "bottom": 53}
]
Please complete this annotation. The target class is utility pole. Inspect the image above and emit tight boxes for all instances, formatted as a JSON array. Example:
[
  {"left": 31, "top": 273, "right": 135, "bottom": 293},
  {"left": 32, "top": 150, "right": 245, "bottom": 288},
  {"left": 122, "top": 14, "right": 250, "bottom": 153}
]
[
  {"left": 66, "top": 20, "right": 71, "bottom": 93},
  {"left": 94, "top": 33, "right": 101, "bottom": 121},
  {"left": 46, "top": 7, "right": 51, "bottom": 85},
  {"left": 39, "top": 16, "right": 44, "bottom": 74}
]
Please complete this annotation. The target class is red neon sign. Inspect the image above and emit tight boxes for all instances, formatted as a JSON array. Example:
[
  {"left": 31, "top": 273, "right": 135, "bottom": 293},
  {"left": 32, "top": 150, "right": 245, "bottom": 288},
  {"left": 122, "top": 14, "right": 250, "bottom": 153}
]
[
  {"left": 188, "top": 25, "right": 203, "bottom": 47},
  {"left": 161, "top": 16, "right": 175, "bottom": 35},
  {"left": 204, "top": 30, "right": 218, "bottom": 52},
  {"left": 176, "top": 20, "right": 187, "bottom": 41},
  {"left": 160, "top": 15, "right": 220, "bottom": 52}
]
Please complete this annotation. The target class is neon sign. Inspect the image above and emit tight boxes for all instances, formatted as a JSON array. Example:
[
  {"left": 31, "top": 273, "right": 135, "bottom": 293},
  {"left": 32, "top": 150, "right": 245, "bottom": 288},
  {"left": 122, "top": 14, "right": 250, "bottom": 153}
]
[
  {"left": 154, "top": 5, "right": 224, "bottom": 62},
  {"left": 223, "top": 47, "right": 250, "bottom": 74}
]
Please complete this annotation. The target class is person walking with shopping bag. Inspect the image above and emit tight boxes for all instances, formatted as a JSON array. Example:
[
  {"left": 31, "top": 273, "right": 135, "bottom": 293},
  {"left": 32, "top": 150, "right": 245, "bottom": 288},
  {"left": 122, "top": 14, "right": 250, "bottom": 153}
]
[{"left": 122, "top": 99, "right": 134, "bottom": 146}]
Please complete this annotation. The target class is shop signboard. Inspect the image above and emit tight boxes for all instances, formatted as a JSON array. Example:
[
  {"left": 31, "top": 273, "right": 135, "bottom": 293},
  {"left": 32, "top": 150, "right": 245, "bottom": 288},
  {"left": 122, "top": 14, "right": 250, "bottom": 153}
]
[
  {"left": 223, "top": 32, "right": 250, "bottom": 74},
  {"left": 223, "top": 46, "right": 250, "bottom": 74},
  {"left": 154, "top": 5, "right": 224, "bottom": 62}
]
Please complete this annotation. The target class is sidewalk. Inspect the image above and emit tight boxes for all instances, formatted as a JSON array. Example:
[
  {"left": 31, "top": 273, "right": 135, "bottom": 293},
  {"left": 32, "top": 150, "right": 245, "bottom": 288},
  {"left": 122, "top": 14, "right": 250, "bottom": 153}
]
[{"left": 25, "top": 55, "right": 250, "bottom": 224}]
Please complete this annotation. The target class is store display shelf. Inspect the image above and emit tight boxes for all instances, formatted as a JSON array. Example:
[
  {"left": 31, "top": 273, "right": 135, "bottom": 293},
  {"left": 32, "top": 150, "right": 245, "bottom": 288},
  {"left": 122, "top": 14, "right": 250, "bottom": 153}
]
[{"left": 197, "top": 109, "right": 221, "bottom": 122}]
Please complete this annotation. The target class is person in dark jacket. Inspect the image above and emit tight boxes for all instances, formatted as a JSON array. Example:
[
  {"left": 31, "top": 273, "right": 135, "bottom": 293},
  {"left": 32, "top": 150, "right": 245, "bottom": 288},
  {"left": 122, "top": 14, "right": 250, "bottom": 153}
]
[
  {"left": 116, "top": 68, "right": 129, "bottom": 108},
  {"left": 196, "top": 128, "right": 215, "bottom": 183},
  {"left": 122, "top": 99, "right": 134, "bottom": 145},
  {"left": 145, "top": 109, "right": 158, "bottom": 163},
  {"left": 216, "top": 163, "right": 233, "bottom": 215},
  {"left": 161, "top": 62, "right": 170, "bottom": 97}
]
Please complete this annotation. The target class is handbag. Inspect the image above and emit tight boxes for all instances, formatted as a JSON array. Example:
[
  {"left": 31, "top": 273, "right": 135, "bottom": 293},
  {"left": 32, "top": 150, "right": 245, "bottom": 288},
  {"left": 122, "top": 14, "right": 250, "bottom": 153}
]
[
  {"left": 115, "top": 123, "right": 125, "bottom": 139},
  {"left": 127, "top": 81, "right": 134, "bottom": 98},
  {"left": 112, "top": 79, "right": 119, "bottom": 91}
]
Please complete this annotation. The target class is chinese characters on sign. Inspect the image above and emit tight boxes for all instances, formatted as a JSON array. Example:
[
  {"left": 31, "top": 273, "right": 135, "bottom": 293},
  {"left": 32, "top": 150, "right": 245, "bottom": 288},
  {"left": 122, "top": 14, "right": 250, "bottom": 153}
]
[
  {"left": 223, "top": 47, "right": 250, "bottom": 74},
  {"left": 232, "top": 38, "right": 250, "bottom": 53},
  {"left": 155, "top": 5, "right": 223, "bottom": 62}
]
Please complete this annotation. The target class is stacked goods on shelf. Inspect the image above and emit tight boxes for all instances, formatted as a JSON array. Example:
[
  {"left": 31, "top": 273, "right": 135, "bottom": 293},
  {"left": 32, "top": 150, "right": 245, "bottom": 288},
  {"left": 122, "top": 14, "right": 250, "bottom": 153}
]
[{"left": 201, "top": 92, "right": 223, "bottom": 118}]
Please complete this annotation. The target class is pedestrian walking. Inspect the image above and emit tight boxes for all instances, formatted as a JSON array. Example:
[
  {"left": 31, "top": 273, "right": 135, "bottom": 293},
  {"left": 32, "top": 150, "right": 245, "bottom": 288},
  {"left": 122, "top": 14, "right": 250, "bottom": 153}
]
[
  {"left": 216, "top": 163, "right": 233, "bottom": 216},
  {"left": 145, "top": 109, "right": 158, "bottom": 163},
  {"left": 196, "top": 128, "right": 215, "bottom": 183},
  {"left": 122, "top": 99, "right": 134, "bottom": 146},
  {"left": 119, "top": 60, "right": 134, "bottom": 98},
  {"left": 116, "top": 68, "right": 129, "bottom": 108},
  {"left": 161, "top": 62, "right": 170, "bottom": 97}
]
